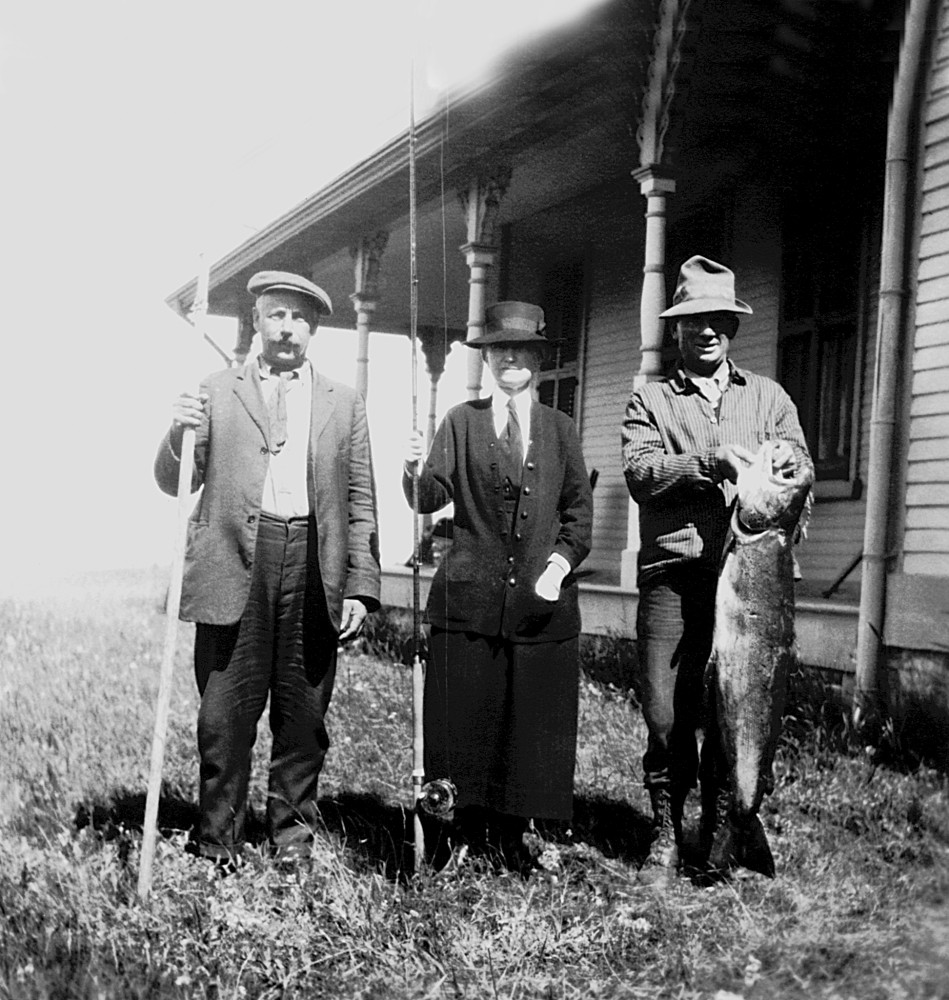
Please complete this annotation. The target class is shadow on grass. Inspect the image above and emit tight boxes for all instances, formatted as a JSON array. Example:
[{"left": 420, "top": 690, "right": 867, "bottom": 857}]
[{"left": 77, "top": 787, "right": 663, "bottom": 879}]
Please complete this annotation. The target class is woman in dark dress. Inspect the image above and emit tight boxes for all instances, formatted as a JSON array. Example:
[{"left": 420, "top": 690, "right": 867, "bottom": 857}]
[{"left": 403, "top": 301, "right": 593, "bottom": 869}]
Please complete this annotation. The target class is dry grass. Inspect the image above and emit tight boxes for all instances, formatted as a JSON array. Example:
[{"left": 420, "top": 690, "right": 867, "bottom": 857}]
[{"left": 0, "top": 568, "right": 946, "bottom": 999}]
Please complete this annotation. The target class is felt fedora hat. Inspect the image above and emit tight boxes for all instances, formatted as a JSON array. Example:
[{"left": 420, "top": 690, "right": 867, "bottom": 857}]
[
  {"left": 247, "top": 270, "right": 333, "bottom": 316},
  {"left": 464, "top": 301, "right": 551, "bottom": 348},
  {"left": 659, "top": 255, "right": 753, "bottom": 319}
]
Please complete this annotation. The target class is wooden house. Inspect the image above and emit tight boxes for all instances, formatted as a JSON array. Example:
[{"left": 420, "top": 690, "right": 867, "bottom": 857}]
[{"left": 167, "top": 0, "right": 949, "bottom": 757}]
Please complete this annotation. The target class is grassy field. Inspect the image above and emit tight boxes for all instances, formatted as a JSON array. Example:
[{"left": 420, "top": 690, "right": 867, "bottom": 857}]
[{"left": 0, "top": 568, "right": 947, "bottom": 999}]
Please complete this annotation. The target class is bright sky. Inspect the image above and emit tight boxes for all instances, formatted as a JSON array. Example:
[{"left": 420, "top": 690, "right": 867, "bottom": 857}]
[{"left": 0, "top": 0, "right": 600, "bottom": 588}]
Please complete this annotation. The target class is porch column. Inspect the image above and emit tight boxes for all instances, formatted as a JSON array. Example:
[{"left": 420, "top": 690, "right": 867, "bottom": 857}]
[
  {"left": 620, "top": 0, "right": 689, "bottom": 591},
  {"left": 416, "top": 325, "right": 454, "bottom": 447},
  {"left": 620, "top": 168, "right": 676, "bottom": 589},
  {"left": 350, "top": 230, "right": 389, "bottom": 400},
  {"left": 459, "top": 168, "right": 511, "bottom": 399}
]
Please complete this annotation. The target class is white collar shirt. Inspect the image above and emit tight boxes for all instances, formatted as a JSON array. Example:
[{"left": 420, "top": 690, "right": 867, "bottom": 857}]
[
  {"left": 257, "top": 357, "right": 312, "bottom": 518},
  {"left": 491, "top": 386, "right": 533, "bottom": 462}
]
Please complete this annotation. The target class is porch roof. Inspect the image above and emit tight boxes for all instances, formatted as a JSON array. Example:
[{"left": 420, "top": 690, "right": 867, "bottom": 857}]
[{"left": 165, "top": 0, "right": 658, "bottom": 335}]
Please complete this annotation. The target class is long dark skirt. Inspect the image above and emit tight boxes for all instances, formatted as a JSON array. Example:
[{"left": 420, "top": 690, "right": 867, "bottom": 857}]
[{"left": 424, "top": 628, "right": 580, "bottom": 821}]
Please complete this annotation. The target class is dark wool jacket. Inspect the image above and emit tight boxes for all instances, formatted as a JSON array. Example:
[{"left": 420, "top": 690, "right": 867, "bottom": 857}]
[
  {"left": 403, "top": 397, "right": 593, "bottom": 642},
  {"left": 155, "top": 361, "right": 380, "bottom": 631}
]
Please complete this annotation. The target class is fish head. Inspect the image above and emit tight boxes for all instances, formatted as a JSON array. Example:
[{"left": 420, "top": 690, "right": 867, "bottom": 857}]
[{"left": 735, "top": 441, "right": 815, "bottom": 535}]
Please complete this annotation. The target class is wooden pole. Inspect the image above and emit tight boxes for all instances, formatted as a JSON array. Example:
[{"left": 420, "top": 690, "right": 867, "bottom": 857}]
[{"left": 137, "top": 256, "right": 209, "bottom": 900}]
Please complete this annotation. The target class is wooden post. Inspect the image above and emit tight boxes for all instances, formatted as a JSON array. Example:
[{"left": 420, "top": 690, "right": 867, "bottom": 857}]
[
  {"left": 350, "top": 231, "right": 389, "bottom": 400},
  {"left": 137, "top": 258, "right": 208, "bottom": 900},
  {"left": 458, "top": 168, "right": 510, "bottom": 399}
]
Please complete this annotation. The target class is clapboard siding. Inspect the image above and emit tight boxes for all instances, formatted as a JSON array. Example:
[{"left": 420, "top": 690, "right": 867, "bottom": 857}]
[
  {"left": 926, "top": 90, "right": 949, "bottom": 125},
  {"left": 909, "top": 412, "right": 949, "bottom": 438},
  {"left": 501, "top": 181, "right": 641, "bottom": 584},
  {"left": 581, "top": 245, "right": 641, "bottom": 582},
  {"left": 911, "top": 392, "right": 949, "bottom": 416},
  {"left": 917, "top": 320, "right": 949, "bottom": 347},
  {"left": 906, "top": 506, "right": 949, "bottom": 529},
  {"left": 921, "top": 207, "right": 949, "bottom": 236},
  {"left": 914, "top": 368, "right": 949, "bottom": 394},
  {"left": 908, "top": 436, "right": 949, "bottom": 461},
  {"left": 907, "top": 483, "right": 949, "bottom": 506},
  {"left": 904, "top": 14, "right": 949, "bottom": 576},
  {"left": 905, "top": 529, "right": 949, "bottom": 552},
  {"left": 919, "top": 250, "right": 949, "bottom": 277},
  {"left": 914, "top": 343, "right": 949, "bottom": 369},
  {"left": 924, "top": 136, "right": 949, "bottom": 171},
  {"left": 904, "top": 551, "right": 949, "bottom": 574},
  {"left": 917, "top": 273, "right": 949, "bottom": 301}
]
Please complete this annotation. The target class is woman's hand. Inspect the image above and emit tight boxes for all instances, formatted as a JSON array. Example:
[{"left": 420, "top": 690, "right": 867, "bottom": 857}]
[
  {"left": 405, "top": 430, "right": 425, "bottom": 472},
  {"left": 535, "top": 558, "right": 569, "bottom": 602}
]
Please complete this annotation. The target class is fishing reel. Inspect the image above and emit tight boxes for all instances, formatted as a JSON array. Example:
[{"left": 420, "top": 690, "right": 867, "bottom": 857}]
[{"left": 417, "top": 778, "right": 457, "bottom": 819}]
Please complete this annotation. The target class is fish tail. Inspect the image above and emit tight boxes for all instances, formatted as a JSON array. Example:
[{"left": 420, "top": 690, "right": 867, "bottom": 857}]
[{"left": 708, "top": 814, "right": 776, "bottom": 879}]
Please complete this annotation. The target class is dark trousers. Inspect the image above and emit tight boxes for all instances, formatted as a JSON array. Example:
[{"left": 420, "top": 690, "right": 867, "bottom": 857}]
[
  {"left": 193, "top": 513, "right": 337, "bottom": 859},
  {"left": 425, "top": 628, "right": 579, "bottom": 822},
  {"left": 636, "top": 566, "right": 721, "bottom": 795}
]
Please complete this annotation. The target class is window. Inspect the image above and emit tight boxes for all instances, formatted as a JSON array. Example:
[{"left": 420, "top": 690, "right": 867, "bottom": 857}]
[
  {"left": 778, "top": 169, "right": 868, "bottom": 493},
  {"left": 537, "top": 258, "right": 586, "bottom": 420}
]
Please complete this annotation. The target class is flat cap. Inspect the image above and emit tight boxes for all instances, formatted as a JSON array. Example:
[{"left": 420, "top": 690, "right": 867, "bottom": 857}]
[{"left": 247, "top": 270, "right": 333, "bottom": 316}]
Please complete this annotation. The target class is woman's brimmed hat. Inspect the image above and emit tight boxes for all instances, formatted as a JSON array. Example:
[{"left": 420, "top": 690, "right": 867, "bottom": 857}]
[
  {"left": 464, "top": 301, "right": 552, "bottom": 348},
  {"left": 659, "top": 255, "right": 753, "bottom": 318}
]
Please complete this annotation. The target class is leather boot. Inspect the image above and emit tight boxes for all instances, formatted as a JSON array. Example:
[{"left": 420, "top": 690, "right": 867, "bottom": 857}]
[
  {"left": 643, "top": 786, "right": 680, "bottom": 872},
  {"left": 700, "top": 781, "right": 732, "bottom": 858}
]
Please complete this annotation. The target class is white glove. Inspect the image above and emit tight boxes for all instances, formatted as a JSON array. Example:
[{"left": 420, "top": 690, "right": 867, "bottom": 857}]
[{"left": 535, "top": 559, "right": 568, "bottom": 602}]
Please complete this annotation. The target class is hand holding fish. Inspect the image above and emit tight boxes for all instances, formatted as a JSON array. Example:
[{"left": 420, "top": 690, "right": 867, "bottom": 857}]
[
  {"left": 715, "top": 443, "right": 756, "bottom": 483},
  {"left": 771, "top": 440, "right": 796, "bottom": 475}
]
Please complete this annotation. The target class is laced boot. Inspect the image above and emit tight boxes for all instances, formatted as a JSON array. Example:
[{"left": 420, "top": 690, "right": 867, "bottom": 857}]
[
  {"left": 700, "top": 782, "right": 732, "bottom": 861},
  {"left": 641, "top": 787, "right": 680, "bottom": 878}
]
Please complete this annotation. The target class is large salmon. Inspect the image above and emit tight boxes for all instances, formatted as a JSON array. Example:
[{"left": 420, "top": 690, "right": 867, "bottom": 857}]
[{"left": 706, "top": 440, "right": 813, "bottom": 877}]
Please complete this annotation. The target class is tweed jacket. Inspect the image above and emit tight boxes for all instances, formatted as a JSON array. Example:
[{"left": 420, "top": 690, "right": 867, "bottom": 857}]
[
  {"left": 155, "top": 360, "right": 380, "bottom": 631},
  {"left": 403, "top": 396, "right": 592, "bottom": 642}
]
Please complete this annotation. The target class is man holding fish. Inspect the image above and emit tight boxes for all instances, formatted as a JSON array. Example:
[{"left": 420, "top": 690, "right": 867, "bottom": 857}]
[{"left": 622, "top": 255, "right": 813, "bottom": 878}]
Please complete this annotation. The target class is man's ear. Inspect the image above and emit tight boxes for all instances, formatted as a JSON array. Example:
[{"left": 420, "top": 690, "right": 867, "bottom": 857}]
[{"left": 251, "top": 305, "right": 260, "bottom": 332}]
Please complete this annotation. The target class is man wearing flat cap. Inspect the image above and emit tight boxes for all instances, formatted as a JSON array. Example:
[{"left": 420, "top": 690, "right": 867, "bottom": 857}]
[
  {"left": 155, "top": 270, "right": 380, "bottom": 865},
  {"left": 622, "top": 256, "right": 812, "bottom": 877},
  {"left": 403, "top": 301, "right": 593, "bottom": 871}
]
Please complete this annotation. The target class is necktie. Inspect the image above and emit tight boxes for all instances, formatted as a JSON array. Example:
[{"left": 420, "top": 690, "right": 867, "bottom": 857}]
[
  {"left": 504, "top": 396, "right": 524, "bottom": 465},
  {"left": 268, "top": 370, "right": 295, "bottom": 454}
]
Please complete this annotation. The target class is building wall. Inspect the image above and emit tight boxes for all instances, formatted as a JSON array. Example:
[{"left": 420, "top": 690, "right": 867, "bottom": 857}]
[
  {"left": 503, "top": 180, "right": 642, "bottom": 584},
  {"left": 906, "top": 1, "right": 949, "bottom": 577},
  {"left": 726, "top": 181, "right": 873, "bottom": 589}
]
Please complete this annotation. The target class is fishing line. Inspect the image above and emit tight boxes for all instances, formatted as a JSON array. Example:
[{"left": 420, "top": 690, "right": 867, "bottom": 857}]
[
  {"left": 408, "top": 57, "right": 427, "bottom": 867},
  {"left": 438, "top": 91, "right": 454, "bottom": 792}
]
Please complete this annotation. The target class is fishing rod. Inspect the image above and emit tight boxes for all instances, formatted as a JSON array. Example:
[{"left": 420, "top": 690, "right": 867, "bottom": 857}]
[{"left": 408, "top": 61, "right": 427, "bottom": 872}]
